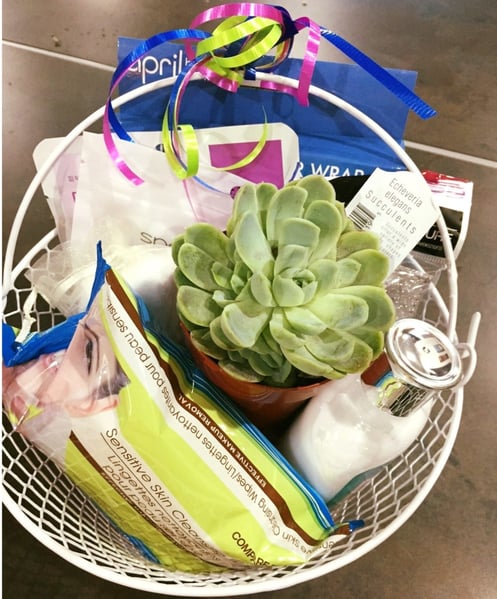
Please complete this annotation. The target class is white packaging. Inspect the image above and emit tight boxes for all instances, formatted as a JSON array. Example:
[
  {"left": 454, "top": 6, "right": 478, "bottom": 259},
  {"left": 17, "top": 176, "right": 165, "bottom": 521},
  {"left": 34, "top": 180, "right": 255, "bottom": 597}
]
[{"left": 33, "top": 123, "right": 300, "bottom": 259}]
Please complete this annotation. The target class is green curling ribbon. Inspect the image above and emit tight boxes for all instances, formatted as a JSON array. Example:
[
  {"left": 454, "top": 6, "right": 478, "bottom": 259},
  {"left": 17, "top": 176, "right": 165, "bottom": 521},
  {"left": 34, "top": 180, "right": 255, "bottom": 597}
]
[
  {"left": 197, "top": 17, "right": 282, "bottom": 68},
  {"left": 162, "top": 15, "right": 284, "bottom": 180},
  {"left": 162, "top": 119, "right": 200, "bottom": 180},
  {"left": 106, "top": 4, "right": 436, "bottom": 185},
  {"left": 211, "top": 110, "right": 269, "bottom": 173}
]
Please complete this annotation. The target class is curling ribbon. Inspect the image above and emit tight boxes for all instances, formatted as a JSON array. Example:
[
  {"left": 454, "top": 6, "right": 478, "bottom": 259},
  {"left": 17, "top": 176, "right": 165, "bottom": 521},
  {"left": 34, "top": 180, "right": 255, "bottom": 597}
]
[
  {"left": 164, "top": 6, "right": 288, "bottom": 178},
  {"left": 104, "top": 2, "right": 436, "bottom": 185},
  {"left": 104, "top": 29, "right": 211, "bottom": 184}
]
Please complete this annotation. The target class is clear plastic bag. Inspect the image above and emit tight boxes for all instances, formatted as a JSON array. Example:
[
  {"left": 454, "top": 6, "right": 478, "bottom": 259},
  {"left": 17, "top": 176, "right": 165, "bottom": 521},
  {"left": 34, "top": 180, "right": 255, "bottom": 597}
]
[{"left": 4, "top": 249, "right": 357, "bottom": 572}]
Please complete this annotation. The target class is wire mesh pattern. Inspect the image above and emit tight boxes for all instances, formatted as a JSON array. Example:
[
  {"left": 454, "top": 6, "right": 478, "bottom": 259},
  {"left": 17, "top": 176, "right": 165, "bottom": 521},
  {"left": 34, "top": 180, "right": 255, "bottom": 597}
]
[{"left": 2, "top": 235, "right": 463, "bottom": 596}]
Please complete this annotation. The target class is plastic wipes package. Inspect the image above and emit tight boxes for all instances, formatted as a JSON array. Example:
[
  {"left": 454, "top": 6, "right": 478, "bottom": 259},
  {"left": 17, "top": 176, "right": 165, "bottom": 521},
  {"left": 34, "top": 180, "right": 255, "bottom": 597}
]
[
  {"left": 33, "top": 123, "right": 299, "bottom": 251},
  {"left": 2, "top": 250, "right": 351, "bottom": 572},
  {"left": 25, "top": 242, "right": 183, "bottom": 345}
]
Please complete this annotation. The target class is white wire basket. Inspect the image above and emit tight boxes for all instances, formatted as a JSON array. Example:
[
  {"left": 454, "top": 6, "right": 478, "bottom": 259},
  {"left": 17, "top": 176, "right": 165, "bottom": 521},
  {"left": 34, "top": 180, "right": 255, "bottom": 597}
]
[{"left": 1, "top": 73, "right": 476, "bottom": 596}]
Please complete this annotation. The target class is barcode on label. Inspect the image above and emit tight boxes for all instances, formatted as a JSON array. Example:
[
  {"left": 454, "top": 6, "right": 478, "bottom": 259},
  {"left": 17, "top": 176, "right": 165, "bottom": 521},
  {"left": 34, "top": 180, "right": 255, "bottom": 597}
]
[{"left": 348, "top": 203, "right": 376, "bottom": 230}]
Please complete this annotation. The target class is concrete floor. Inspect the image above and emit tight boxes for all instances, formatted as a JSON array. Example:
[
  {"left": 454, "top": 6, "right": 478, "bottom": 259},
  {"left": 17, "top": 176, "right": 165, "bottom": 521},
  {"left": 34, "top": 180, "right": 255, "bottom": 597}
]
[{"left": 2, "top": 1, "right": 496, "bottom": 598}]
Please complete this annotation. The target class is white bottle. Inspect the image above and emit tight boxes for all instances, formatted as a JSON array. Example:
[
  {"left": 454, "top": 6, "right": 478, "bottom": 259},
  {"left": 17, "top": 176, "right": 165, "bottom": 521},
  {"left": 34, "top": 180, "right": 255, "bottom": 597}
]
[{"left": 279, "top": 374, "right": 432, "bottom": 503}]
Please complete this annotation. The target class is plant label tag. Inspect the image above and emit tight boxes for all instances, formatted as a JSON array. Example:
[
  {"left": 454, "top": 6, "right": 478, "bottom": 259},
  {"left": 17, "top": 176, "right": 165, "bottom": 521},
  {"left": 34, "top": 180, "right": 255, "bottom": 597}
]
[{"left": 345, "top": 168, "right": 439, "bottom": 273}]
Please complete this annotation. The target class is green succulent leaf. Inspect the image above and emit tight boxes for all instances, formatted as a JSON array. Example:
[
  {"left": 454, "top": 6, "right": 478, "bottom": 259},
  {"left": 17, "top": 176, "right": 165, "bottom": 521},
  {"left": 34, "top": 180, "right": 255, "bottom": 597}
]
[
  {"left": 326, "top": 333, "right": 374, "bottom": 373},
  {"left": 177, "top": 243, "right": 221, "bottom": 291},
  {"left": 279, "top": 218, "right": 320, "bottom": 250},
  {"left": 265, "top": 359, "right": 293, "bottom": 385},
  {"left": 190, "top": 328, "right": 227, "bottom": 360},
  {"left": 212, "top": 289, "right": 237, "bottom": 307},
  {"left": 184, "top": 223, "right": 230, "bottom": 265},
  {"left": 211, "top": 262, "right": 234, "bottom": 289},
  {"left": 220, "top": 299, "right": 271, "bottom": 348},
  {"left": 241, "top": 352, "right": 293, "bottom": 386},
  {"left": 309, "top": 259, "right": 339, "bottom": 294},
  {"left": 343, "top": 249, "right": 390, "bottom": 285},
  {"left": 177, "top": 310, "right": 202, "bottom": 332},
  {"left": 282, "top": 344, "right": 345, "bottom": 379},
  {"left": 275, "top": 266, "right": 319, "bottom": 304},
  {"left": 250, "top": 272, "right": 275, "bottom": 307},
  {"left": 230, "top": 273, "right": 246, "bottom": 295},
  {"left": 227, "top": 350, "right": 246, "bottom": 364},
  {"left": 210, "top": 316, "right": 237, "bottom": 350},
  {"left": 337, "top": 230, "right": 380, "bottom": 259},
  {"left": 272, "top": 274, "right": 306, "bottom": 307},
  {"left": 274, "top": 244, "right": 310, "bottom": 275},
  {"left": 174, "top": 267, "right": 193, "bottom": 289},
  {"left": 219, "top": 359, "right": 264, "bottom": 382},
  {"left": 334, "top": 258, "right": 363, "bottom": 288},
  {"left": 226, "top": 237, "right": 237, "bottom": 262},
  {"left": 296, "top": 174, "right": 336, "bottom": 208},
  {"left": 177, "top": 286, "right": 221, "bottom": 326},
  {"left": 308, "top": 292, "right": 370, "bottom": 330},
  {"left": 335, "top": 201, "right": 353, "bottom": 232},
  {"left": 353, "top": 329, "right": 385, "bottom": 359},
  {"left": 266, "top": 185, "right": 307, "bottom": 244},
  {"left": 269, "top": 308, "right": 307, "bottom": 349},
  {"left": 304, "top": 200, "right": 343, "bottom": 260},
  {"left": 171, "top": 234, "right": 185, "bottom": 264},
  {"left": 305, "top": 329, "right": 355, "bottom": 364},
  {"left": 233, "top": 258, "right": 251, "bottom": 280},
  {"left": 262, "top": 325, "right": 280, "bottom": 354},
  {"left": 227, "top": 183, "right": 259, "bottom": 235},
  {"left": 248, "top": 333, "right": 278, "bottom": 356},
  {"left": 247, "top": 351, "right": 280, "bottom": 377},
  {"left": 260, "top": 348, "right": 287, "bottom": 369},
  {"left": 234, "top": 211, "right": 274, "bottom": 275},
  {"left": 230, "top": 259, "right": 252, "bottom": 294},
  {"left": 334, "top": 286, "right": 396, "bottom": 330},
  {"left": 283, "top": 306, "right": 327, "bottom": 335},
  {"left": 301, "top": 279, "right": 318, "bottom": 303},
  {"left": 234, "top": 280, "right": 254, "bottom": 302},
  {"left": 255, "top": 182, "right": 278, "bottom": 233}
]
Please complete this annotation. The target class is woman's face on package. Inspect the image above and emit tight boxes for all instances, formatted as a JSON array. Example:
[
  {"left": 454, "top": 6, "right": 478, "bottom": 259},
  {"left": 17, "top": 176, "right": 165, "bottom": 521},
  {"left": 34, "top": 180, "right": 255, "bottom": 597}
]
[
  {"left": 4, "top": 313, "right": 128, "bottom": 422},
  {"left": 47, "top": 315, "right": 127, "bottom": 416}
]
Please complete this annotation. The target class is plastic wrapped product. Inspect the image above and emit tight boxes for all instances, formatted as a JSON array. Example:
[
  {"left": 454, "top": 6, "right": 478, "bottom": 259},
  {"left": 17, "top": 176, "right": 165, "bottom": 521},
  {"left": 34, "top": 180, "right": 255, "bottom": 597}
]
[{"left": 3, "top": 248, "right": 357, "bottom": 572}]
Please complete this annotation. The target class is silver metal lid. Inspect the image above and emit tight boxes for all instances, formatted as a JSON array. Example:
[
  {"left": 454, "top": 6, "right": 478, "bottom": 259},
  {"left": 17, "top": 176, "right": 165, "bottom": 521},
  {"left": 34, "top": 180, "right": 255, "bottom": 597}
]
[{"left": 385, "top": 318, "right": 463, "bottom": 391}]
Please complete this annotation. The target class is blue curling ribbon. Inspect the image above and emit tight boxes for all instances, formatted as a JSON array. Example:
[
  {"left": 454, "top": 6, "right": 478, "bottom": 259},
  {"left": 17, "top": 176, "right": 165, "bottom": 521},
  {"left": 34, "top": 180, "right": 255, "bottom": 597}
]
[
  {"left": 106, "top": 6, "right": 437, "bottom": 182},
  {"left": 107, "top": 28, "right": 212, "bottom": 143},
  {"left": 319, "top": 27, "right": 437, "bottom": 119},
  {"left": 164, "top": 53, "right": 210, "bottom": 143},
  {"left": 347, "top": 519, "right": 365, "bottom": 532},
  {"left": 274, "top": 5, "right": 300, "bottom": 43}
]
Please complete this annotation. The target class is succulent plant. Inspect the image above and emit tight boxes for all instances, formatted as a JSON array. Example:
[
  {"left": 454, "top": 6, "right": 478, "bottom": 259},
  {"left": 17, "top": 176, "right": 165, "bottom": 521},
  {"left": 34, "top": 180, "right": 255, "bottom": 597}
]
[{"left": 172, "top": 175, "right": 395, "bottom": 387}]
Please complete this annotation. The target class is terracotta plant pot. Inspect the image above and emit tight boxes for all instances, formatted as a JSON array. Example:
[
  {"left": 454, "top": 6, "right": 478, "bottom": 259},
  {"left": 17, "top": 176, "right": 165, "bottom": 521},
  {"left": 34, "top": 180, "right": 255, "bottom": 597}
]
[{"left": 181, "top": 325, "right": 333, "bottom": 433}]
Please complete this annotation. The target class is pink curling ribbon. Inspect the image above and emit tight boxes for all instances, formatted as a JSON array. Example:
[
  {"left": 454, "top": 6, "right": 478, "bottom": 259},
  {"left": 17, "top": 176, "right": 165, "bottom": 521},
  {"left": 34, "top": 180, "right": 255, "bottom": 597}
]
[
  {"left": 253, "top": 15, "right": 321, "bottom": 106},
  {"left": 103, "top": 28, "right": 212, "bottom": 185},
  {"left": 161, "top": 4, "right": 290, "bottom": 178},
  {"left": 164, "top": 3, "right": 319, "bottom": 179},
  {"left": 184, "top": 4, "right": 319, "bottom": 105},
  {"left": 104, "top": 2, "right": 436, "bottom": 185}
]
